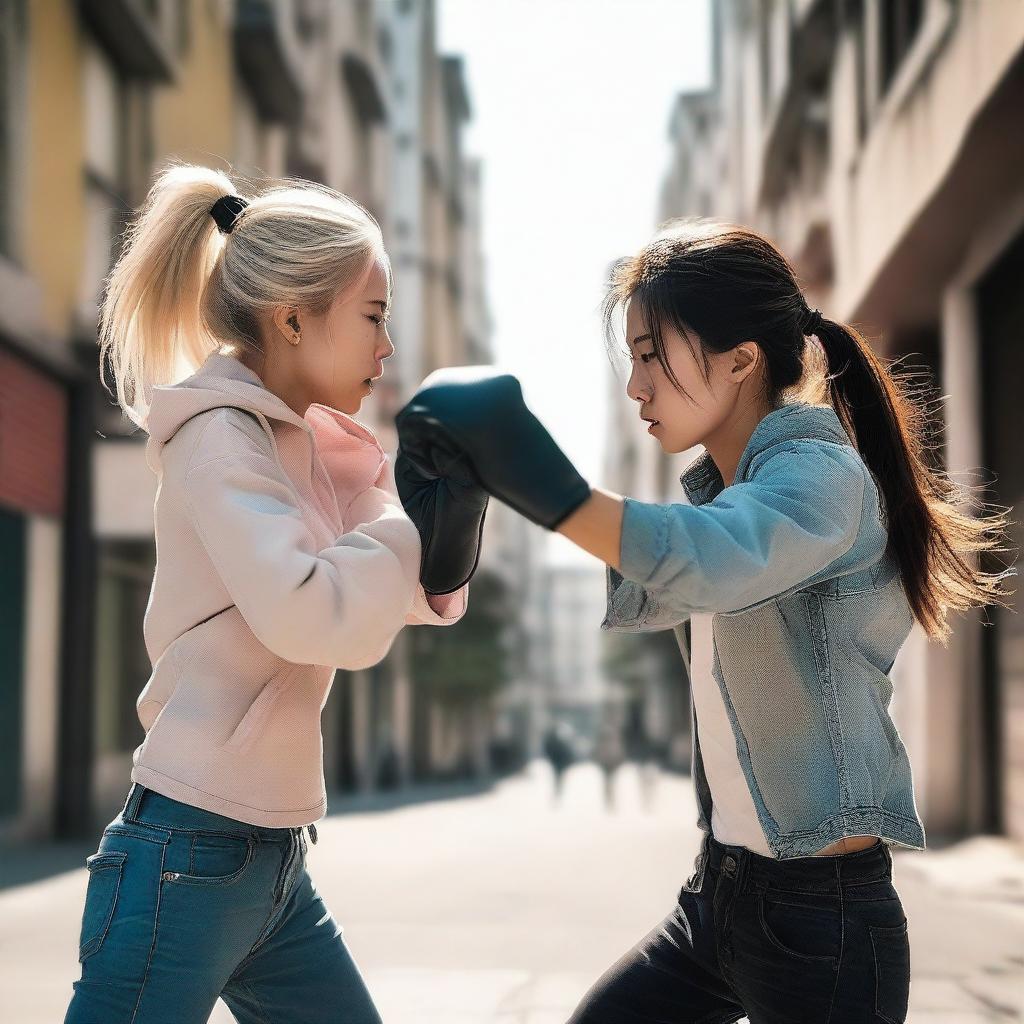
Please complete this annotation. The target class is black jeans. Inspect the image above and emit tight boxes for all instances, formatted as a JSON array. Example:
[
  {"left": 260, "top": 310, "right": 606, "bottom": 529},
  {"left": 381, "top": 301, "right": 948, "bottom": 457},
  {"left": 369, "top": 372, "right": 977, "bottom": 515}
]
[{"left": 568, "top": 833, "right": 910, "bottom": 1024}]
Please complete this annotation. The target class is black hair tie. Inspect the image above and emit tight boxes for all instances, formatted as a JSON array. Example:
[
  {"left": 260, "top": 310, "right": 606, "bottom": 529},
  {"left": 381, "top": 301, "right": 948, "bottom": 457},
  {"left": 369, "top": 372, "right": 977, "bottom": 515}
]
[
  {"left": 210, "top": 194, "right": 248, "bottom": 234},
  {"left": 801, "top": 306, "right": 824, "bottom": 336}
]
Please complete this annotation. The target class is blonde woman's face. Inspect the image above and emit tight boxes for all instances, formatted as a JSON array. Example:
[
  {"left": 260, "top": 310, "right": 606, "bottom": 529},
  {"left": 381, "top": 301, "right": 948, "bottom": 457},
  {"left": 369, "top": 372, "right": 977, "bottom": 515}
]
[{"left": 280, "top": 257, "right": 394, "bottom": 415}]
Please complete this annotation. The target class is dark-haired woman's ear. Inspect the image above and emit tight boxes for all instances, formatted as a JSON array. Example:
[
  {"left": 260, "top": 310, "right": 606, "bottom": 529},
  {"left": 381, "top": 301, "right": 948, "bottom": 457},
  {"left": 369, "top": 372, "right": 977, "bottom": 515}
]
[{"left": 729, "top": 341, "right": 760, "bottom": 383}]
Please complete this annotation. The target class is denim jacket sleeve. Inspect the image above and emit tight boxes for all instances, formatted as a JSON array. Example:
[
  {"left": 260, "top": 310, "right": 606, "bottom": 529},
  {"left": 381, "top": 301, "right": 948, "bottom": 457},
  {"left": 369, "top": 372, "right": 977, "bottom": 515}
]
[{"left": 616, "top": 439, "right": 886, "bottom": 617}]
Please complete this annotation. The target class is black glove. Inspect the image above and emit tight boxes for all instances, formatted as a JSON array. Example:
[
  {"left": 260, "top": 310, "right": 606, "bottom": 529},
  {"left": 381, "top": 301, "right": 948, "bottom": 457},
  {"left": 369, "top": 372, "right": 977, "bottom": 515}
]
[
  {"left": 394, "top": 367, "right": 591, "bottom": 530},
  {"left": 395, "top": 440, "right": 489, "bottom": 595}
]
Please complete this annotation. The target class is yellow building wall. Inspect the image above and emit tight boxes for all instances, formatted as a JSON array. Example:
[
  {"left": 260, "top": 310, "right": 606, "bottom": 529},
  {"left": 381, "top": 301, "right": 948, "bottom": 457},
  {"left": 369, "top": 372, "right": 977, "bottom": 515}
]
[
  {"left": 24, "top": 0, "right": 85, "bottom": 336},
  {"left": 152, "top": 0, "right": 235, "bottom": 171}
]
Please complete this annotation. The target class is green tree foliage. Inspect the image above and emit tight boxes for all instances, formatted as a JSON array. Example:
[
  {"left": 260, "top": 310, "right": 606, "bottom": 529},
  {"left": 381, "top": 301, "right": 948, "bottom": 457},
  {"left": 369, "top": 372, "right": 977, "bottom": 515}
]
[
  {"left": 601, "top": 625, "right": 685, "bottom": 696},
  {"left": 408, "top": 568, "right": 512, "bottom": 707}
]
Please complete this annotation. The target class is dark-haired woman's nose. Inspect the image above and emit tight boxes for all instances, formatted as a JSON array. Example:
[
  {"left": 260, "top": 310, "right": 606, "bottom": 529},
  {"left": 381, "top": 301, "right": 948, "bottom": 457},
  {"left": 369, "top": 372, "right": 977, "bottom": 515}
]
[{"left": 626, "top": 364, "right": 652, "bottom": 405}]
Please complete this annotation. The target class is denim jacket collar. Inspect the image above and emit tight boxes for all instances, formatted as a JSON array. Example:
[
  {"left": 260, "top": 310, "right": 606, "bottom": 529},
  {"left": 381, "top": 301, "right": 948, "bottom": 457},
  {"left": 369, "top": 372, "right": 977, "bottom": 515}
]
[{"left": 680, "top": 402, "right": 851, "bottom": 506}]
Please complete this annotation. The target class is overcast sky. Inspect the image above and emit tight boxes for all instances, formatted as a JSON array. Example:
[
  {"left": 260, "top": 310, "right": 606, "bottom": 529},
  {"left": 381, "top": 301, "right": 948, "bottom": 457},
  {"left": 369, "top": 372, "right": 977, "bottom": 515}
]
[{"left": 438, "top": 0, "right": 712, "bottom": 561}]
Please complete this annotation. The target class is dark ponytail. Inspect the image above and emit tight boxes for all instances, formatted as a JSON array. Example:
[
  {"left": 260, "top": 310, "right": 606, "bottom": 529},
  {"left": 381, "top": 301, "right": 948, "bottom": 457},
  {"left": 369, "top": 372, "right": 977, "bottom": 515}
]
[
  {"left": 810, "top": 312, "right": 1013, "bottom": 643},
  {"left": 605, "top": 219, "right": 1015, "bottom": 644}
]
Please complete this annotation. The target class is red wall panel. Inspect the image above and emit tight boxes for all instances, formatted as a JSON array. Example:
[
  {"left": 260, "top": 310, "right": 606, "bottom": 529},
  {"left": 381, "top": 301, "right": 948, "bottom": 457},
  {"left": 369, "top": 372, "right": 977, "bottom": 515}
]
[{"left": 0, "top": 348, "right": 68, "bottom": 518}]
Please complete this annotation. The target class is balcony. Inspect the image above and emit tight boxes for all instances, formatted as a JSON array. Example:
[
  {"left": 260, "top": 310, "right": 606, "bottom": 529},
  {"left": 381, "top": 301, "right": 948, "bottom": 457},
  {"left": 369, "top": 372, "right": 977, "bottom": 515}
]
[
  {"left": 341, "top": 53, "right": 387, "bottom": 127},
  {"left": 234, "top": 0, "right": 302, "bottom": 123},
  {"left": 77, "top": 0, "right": 174, "bottom": 81},
  {"left": 758, "top": 0, "right": 835, "bottom": 206}
]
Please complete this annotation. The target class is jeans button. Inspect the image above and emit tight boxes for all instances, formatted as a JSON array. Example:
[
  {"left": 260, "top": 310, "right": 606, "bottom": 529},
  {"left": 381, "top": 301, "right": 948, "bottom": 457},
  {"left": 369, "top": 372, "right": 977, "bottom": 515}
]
[{"left": 722, "top": 855, "right": 736, "bottom": 876}]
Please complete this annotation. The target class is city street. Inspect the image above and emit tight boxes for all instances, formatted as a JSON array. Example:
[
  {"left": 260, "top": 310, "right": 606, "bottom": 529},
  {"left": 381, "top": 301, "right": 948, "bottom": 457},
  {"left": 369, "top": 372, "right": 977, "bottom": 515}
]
[{"left": 2, "top": 763, "right": 1022, "bottom": 1023}]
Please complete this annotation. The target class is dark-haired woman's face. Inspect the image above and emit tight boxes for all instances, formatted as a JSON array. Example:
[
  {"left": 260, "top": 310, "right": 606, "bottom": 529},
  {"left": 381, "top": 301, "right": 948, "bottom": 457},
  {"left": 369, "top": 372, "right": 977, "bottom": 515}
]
[{"left": 623, "top": 300, "right": 760, "bottom": 453}]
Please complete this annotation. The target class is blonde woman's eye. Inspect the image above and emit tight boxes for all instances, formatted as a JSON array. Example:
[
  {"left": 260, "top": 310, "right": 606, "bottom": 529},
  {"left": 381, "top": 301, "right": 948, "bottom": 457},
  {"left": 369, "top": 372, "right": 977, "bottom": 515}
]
[{"left": 367, "top": 314, "right": 383, "bottom": 326}]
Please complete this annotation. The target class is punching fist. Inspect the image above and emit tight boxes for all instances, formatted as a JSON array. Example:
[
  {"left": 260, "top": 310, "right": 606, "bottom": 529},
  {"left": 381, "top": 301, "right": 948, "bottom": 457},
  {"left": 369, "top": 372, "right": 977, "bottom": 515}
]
[{"left": 394, "top": 367, "right": 591, "bottom": 530}]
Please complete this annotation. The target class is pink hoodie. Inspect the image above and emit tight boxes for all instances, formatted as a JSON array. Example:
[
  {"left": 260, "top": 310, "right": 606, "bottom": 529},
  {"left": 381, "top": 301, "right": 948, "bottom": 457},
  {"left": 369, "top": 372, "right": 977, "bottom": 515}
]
[{"left": 131, "top": 352, "right": 467, "bottom": 826}]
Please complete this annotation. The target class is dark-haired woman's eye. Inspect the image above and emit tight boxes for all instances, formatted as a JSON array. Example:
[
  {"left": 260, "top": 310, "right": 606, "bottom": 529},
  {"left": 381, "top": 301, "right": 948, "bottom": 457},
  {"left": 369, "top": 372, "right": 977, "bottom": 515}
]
[{"left": 639, "top": 352, "right": 657, "bottom": 364}]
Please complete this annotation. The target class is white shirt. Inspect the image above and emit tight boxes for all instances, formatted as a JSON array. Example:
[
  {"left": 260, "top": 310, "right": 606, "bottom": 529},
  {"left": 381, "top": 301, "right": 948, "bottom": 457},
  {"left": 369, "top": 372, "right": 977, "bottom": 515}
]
[{"left": 688, "top": 612, "right": 774, "bottom": 856}]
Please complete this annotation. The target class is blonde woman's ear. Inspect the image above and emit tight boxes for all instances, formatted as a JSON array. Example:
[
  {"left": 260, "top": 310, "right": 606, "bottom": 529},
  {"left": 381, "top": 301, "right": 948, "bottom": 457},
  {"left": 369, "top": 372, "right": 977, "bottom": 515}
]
[{"left": 272, "top": 306, "right": 302, "bottom": 346}]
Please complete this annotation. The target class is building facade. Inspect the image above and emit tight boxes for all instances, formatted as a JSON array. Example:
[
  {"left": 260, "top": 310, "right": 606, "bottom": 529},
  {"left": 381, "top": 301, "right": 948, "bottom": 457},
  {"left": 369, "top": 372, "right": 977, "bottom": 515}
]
[{"left": 0, "top": 0, "right": 517, "bottom": 841}]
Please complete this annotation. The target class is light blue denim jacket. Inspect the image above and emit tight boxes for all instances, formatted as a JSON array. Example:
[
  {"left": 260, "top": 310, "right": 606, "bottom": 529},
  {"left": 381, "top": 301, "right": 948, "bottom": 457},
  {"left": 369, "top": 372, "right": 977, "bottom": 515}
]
[{"left": 604, "top": 401, "right": 926, "bottom": 862}]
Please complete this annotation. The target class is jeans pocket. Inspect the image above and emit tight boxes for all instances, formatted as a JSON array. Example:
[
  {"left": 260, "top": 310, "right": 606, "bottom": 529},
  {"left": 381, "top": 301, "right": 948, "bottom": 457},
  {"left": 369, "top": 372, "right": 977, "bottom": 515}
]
[
  {"left": 78, "top": 850, "right": 127, "bottom": 962},
  {"left": 756, "top": 892, "right": 841, "bottom": 964},
  {"left": 870, "top": 919, "right": 910, "bottom": 1023},
  {"left": 162, "top": 832, "right": 255, "bottom": 886}
]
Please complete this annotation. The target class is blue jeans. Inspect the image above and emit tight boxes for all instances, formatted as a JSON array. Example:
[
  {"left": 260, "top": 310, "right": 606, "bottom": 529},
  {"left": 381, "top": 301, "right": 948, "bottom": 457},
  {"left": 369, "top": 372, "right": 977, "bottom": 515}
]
[
  {"left": 568, "top": 833, "right": 911, "bottom": 1023},
  {"left": 64, "top": 783, "right": 381, "bottom": 1024}
]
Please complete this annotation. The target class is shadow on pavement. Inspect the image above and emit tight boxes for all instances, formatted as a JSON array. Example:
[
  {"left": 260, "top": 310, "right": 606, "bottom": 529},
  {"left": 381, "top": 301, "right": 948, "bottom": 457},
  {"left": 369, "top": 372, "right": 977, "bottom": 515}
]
[
  {"left": 0, "top": 777, "right": 505, "bottom": 892},
  {"left": 324, "top": 776, "right": 499, "bottom": 817},
  {"left": 0, "top": 839, "right": 95, "bottom": 892}
]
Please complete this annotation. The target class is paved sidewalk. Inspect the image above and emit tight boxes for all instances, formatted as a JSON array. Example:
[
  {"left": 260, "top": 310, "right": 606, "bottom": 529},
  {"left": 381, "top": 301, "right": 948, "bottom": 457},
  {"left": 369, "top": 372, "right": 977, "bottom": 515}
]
[{"left": 2, "top": 763, "right": 1022, "bottom": 1022}]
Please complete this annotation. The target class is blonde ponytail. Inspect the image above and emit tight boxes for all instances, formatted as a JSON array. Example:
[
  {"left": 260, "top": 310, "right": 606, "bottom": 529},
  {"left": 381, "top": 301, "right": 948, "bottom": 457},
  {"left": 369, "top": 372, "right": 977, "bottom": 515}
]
[{"left": 99, "top": 162, "right": 387, "bottom": 427}]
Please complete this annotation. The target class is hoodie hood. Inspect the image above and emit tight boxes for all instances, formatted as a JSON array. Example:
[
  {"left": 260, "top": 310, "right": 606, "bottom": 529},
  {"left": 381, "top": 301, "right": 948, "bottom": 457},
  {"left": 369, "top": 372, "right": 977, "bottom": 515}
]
[{"left": 143, "top": 351, "right": 386, "bottom": 491}]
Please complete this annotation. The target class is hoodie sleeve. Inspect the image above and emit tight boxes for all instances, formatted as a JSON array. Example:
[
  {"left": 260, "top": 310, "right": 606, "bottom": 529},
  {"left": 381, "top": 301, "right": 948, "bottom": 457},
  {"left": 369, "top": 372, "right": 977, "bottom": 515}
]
[
  {"left": 350, "top": 456, "right": 469, "bottom": 627},
  {"left": 181, "top": 412, "right": 422, "bottom": 670}
]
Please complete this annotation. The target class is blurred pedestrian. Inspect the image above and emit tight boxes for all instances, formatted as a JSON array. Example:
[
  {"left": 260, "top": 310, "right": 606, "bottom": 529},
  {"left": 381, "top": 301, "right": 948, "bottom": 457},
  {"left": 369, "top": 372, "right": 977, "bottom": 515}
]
[
  {"left": 592, "top": 721, "right": 625, "bottom": 812},
  {"left": 542, "top": 721, "right": 576, "bottom": 803}
]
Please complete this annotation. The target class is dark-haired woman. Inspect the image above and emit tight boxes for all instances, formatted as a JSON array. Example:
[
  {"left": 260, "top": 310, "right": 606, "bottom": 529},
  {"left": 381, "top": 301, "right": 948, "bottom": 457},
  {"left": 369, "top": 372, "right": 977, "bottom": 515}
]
[{"left": 393, "top": 220, "right": 1014, "bottom": 1023}]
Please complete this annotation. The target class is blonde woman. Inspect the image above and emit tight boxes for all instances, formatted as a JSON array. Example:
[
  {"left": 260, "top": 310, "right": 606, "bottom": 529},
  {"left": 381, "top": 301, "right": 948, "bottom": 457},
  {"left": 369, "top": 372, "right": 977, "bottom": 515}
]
[{"left": 64, "top": 165, "right": 485, "bottom": 1024}]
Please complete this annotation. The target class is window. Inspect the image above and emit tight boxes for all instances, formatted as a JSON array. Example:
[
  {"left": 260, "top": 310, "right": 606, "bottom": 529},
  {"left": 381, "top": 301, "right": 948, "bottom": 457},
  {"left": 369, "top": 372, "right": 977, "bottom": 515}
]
[
  {"left": 94, "top": 541, "right": 156, "bottom": 754},
  {"left": 0, "top": 0, "right": 26, "bottom": 261},
  {"left": 850, "top": 0, "right": 868, "bottom": 142},
  {"left": 879, "top": 0, "right": 924, "bottom": 97},
  {"left": 176, "top": 0, "right": 191, "bottom": 58},
  {"left": 80, "top": 40, "right": 129, "bottom": 321},
  {"left": 758, "top": 0, "right": 772, "bottom": 118}
]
